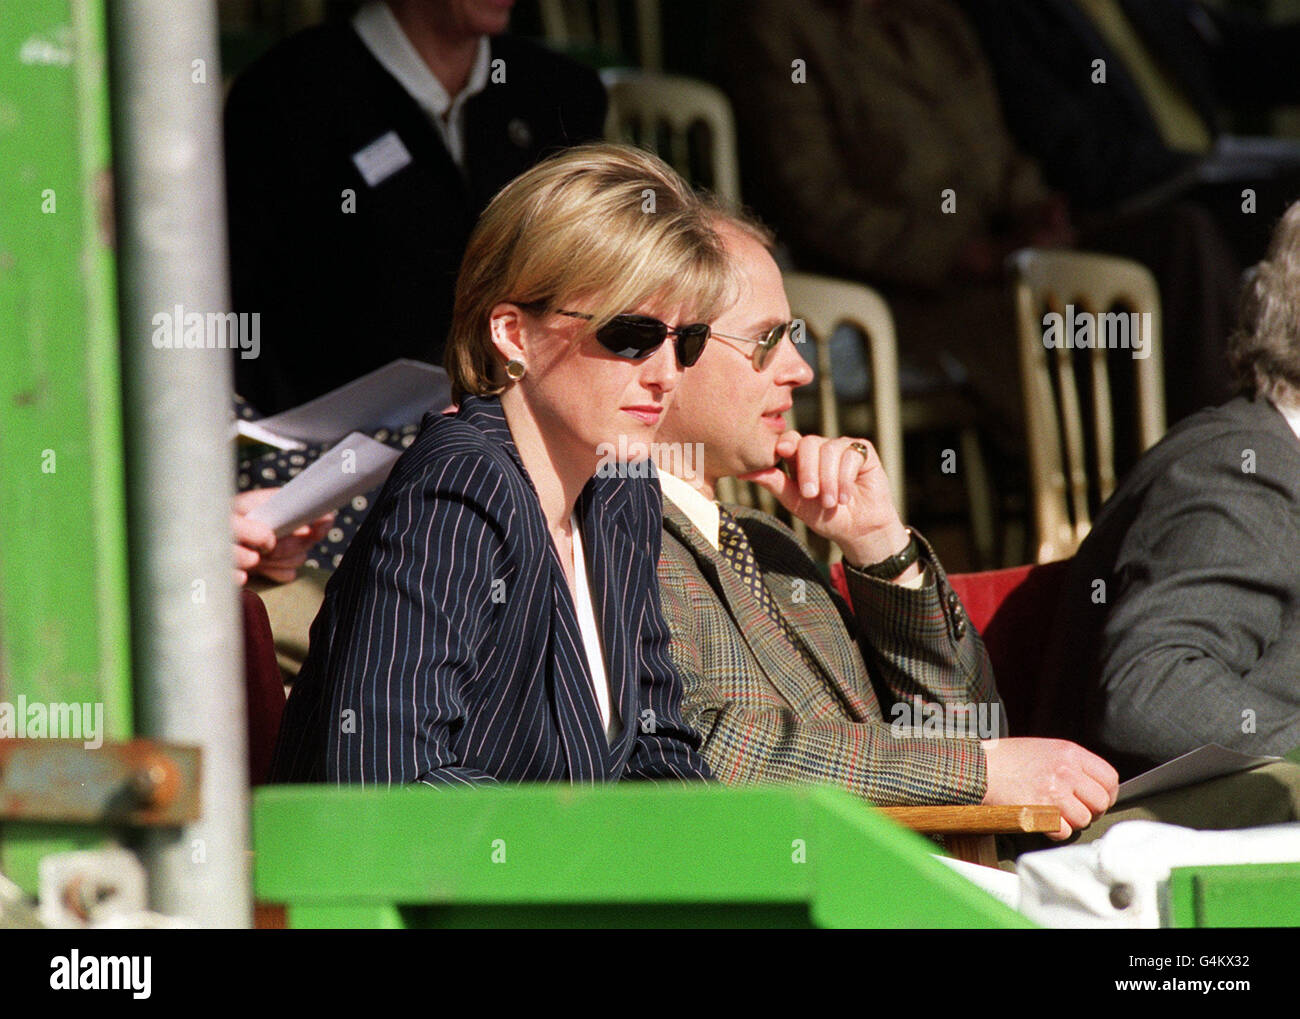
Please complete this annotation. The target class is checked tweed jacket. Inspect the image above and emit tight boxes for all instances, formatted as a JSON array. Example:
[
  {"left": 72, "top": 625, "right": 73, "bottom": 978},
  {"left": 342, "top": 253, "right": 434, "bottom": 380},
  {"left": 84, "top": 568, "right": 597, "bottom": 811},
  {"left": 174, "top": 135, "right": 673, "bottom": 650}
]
[{"left": 659, "top": 500, "right": 1004, "bottom": 805}]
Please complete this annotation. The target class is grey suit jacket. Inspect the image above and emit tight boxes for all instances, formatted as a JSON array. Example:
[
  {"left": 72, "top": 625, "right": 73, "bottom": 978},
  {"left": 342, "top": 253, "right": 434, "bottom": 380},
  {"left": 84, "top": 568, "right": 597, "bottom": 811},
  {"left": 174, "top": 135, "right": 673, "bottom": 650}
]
[{"left": 1039, "top": 396, "right": 1300, "bottom": 776}]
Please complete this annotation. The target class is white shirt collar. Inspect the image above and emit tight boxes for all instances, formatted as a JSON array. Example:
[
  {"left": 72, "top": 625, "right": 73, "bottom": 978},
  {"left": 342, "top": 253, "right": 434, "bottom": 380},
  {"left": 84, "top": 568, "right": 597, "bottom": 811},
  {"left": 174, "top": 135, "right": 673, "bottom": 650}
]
[
  {"left": 1274, "top": 398, "right": 1300, "bottom": 442},
  {"left": 658, "top": 470, "right": 721, "bottom": 550},
  {"left": 352, "top": 2, "right": 491, "bottom": 166}
]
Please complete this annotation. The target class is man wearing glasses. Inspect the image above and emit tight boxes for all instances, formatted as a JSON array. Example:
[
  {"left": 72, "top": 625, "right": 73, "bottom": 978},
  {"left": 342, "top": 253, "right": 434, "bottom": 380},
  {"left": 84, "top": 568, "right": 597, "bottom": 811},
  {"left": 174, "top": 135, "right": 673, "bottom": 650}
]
[{"left": 651, "top": 214, "right": 1119, "bottom": 837}]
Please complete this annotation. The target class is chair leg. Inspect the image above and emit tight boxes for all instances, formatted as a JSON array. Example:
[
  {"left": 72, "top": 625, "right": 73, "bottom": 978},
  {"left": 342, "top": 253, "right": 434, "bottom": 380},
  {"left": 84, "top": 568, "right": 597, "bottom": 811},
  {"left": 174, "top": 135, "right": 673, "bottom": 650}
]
[
  {"left": 959, "top": 427, "right": 996, "bottom": 570},
  {"left": 944, "top": 834, "right": 1000, "bottom": 869}
]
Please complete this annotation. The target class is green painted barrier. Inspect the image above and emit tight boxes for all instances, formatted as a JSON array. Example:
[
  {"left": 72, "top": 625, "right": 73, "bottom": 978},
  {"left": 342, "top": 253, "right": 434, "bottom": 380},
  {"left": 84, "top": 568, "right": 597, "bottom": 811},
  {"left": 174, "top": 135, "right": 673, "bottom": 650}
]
[
  {"left": 254, "top": 784, "right": 1031, "bottom": 929},
  {"left": 1168, "top": 861, "right": 1300, "bottom": 928}
]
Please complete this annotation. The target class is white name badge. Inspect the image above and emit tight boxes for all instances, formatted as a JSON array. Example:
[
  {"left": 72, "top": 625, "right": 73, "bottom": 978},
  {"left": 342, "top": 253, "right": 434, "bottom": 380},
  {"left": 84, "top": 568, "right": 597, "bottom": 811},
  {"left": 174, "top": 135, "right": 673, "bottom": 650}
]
[{"left": 351, "top": 131, "right": 413, "bottom": 187}]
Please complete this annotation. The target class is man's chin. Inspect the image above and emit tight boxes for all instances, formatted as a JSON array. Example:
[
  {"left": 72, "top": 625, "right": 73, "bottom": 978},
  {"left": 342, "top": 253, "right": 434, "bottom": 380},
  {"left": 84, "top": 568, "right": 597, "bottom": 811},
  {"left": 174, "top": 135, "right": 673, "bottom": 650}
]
[{"left": 737, "top": 447, "right": 782, "bottom": 481}]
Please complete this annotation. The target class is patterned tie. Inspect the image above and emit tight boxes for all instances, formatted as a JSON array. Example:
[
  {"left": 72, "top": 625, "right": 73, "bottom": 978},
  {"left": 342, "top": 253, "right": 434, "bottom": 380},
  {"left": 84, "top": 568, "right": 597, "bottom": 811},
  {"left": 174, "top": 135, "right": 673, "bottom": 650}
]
[{"left": 716, "top": 507, "right": 822, "bottom": 673}]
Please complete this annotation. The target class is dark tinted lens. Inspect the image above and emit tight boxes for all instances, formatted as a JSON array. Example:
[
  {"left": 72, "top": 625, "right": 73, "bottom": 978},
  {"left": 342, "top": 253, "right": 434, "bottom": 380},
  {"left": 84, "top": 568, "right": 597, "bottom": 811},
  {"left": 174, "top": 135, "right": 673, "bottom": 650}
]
[
  {"left": 675, "top": 324, "right": 711, "bottom": 367},
  {"left": 595, "top": 315, "right": 668, "bottom": 359}
]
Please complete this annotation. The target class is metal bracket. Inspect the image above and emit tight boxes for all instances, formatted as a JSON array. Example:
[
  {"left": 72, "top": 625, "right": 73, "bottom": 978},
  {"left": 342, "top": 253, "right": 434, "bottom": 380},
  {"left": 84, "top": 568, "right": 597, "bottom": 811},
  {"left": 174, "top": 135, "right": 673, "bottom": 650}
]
[{"left": 0, "top": 739, "right": 200, "bottom": 826}]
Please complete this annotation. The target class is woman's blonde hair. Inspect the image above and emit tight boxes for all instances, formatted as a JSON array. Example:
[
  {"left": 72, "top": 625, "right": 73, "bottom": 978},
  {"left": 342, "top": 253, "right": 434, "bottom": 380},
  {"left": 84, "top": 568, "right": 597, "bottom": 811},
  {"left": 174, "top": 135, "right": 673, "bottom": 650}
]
[{"left": 445, "top": 143, "right": 732, "bottom": 401}]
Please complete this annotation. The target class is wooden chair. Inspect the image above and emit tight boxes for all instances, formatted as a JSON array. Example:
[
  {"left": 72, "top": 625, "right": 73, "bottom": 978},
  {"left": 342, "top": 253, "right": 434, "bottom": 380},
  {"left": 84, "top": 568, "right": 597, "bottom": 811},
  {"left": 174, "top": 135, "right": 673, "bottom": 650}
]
[
  {"left": 782, "top": 271, "right": 997, "bottom": 567},
  {"left": 827, "top": 559, "right": 1071, "bottom": 865},
  {"left": 1009, "top": 249, "right": 1167, "bottom": 562},
  {"left": 539, "top": 0, "right": 662, "bottom": 69},
  {"left": 602, "top": 70, "right": 741, "bottom": 209}
]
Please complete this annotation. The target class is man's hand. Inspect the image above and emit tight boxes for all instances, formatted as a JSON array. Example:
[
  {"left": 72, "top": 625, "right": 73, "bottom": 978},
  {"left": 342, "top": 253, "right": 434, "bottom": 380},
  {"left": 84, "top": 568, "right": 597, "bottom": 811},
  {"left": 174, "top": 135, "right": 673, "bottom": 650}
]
[
  {"left": 741, "top": 430, "right": 914, "bottom": 574},
  {"left": 231, "top": 488, "right": 334, "bottom": 586},
  {"left": 981, "top": 737, "right": 1118, "bottom": 840}
]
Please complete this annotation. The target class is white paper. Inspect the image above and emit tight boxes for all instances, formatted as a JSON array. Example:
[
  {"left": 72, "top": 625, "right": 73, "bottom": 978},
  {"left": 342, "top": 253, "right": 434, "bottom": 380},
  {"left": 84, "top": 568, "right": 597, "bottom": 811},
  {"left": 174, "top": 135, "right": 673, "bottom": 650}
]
[
  {"left": 1115, "top": 743, "right": 1281, "bottom": 807},
  {"left": 234, "top": 418, "right": 306, "bottom": 451},
  {"left": 231, "top": 359, "right": 451, "bottom": 447},
  {"left": 246, "top": 432, "right": 402, "bottom": 537}
]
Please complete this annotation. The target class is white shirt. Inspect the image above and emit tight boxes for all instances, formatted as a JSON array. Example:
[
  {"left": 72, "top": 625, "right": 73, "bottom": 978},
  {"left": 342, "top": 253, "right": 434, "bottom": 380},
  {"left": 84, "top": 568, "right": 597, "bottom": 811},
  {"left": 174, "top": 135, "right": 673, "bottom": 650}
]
[
  {"left": 658, "top": 469, "right": 929, "bottom": 589},
  {"left": 570, "top": 514, "right": 621, "bottom": 745},
  {"left": 1274, "top": 398, "right": 1300, "bottom": 442},
  {"left": 352, "top": 1, "right": 491, "bottom": 168}
]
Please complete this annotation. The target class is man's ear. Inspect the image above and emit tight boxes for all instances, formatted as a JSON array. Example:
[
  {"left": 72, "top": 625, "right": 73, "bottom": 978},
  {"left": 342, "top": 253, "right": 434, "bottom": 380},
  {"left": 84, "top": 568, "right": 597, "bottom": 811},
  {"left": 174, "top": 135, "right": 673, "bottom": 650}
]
[{"left": 488, "top": 303, "right": 526, "bottom": 365}]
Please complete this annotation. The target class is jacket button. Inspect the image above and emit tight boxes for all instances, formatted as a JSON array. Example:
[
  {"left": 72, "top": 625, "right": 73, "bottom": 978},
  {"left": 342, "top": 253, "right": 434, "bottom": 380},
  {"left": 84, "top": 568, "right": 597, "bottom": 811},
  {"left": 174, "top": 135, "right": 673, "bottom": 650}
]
[{"left": 954, "top": 617, "right": 967, "bottom": 639}]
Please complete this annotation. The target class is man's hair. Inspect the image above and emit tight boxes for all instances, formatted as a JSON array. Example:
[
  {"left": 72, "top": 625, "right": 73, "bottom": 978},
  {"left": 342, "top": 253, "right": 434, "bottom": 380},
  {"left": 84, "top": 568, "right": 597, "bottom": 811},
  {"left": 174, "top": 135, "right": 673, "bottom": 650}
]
[
  {"left": 445, "top": 143, "right": 732, "bottom": 401},
  {"left": 710, "top": 204, "right": 777, "bottom": 252},
  {"left": 1228, "top": 200, "right": 1300, "bottom": 405}
]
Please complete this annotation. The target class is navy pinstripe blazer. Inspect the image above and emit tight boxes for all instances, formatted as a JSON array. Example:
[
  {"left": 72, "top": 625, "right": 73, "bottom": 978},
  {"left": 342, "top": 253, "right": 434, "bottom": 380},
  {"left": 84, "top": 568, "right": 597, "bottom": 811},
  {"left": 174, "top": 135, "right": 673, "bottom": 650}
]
[{"left": 270, "top": 395, "right": 711, "bottom": 786}]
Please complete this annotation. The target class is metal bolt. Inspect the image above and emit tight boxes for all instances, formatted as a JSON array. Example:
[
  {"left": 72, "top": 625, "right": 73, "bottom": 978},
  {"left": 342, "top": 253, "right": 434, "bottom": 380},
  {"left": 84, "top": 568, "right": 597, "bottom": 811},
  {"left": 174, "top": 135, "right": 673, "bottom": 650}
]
[{"left": 130, "top": 762, "right": 170, "bottom": 806}]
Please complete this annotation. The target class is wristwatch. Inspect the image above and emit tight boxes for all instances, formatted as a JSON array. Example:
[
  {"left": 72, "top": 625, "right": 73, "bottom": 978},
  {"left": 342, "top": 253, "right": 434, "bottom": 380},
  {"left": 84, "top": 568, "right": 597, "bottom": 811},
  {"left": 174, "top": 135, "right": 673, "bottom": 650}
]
[{"left": 855, "top": 532, "right": 920, "bottom": 580}]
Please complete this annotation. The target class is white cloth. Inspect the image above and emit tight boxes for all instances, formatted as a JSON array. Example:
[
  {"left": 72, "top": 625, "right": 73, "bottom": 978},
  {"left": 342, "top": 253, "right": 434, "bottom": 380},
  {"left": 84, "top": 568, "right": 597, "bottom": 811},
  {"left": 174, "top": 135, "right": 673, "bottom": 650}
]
[
  {"left": 1017, "top": 820, "right": 1300, "bottom": 928},
  {"left": 570, "top": 514, "right": 621, "bottom": 744},
  {"left": 933, "top": 855, "right": 1022, "bottom": 911},
  {"left": 352, "top": 1, "right": 491, "bottom": 168},
  {"left": 658, "top": 469, "right": 928, "bottom": 588}
]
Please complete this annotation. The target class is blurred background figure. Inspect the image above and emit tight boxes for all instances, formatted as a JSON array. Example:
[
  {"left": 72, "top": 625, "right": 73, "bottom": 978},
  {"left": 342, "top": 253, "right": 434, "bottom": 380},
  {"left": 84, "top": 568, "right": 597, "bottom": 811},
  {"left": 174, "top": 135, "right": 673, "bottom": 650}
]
[
  {"left": 1038, "top": 200, "right": 1300, "bottom": 779},
  {"left": 724, "top": 0, "right": 1075, "bottom": 444},
  {"left": 225, "top": 0, "right": 607, "bottom": 415},
  {"left": 723, "top": 0, "right": 1245, "bottom": 437},
  {"left": 961, "top": 0, "right": 1300, "bottom": 267}
]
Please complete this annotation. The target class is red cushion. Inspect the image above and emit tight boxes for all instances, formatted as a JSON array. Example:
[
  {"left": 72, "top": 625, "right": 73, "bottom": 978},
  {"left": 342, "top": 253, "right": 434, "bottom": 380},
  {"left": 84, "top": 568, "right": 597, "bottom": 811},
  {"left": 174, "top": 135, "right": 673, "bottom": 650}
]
[
  {"left": 241, "top": 588, "right": 284, "bottom": 786},
  {"left": 831, "top": 559, "right": 1072, "bottom": 734},
  {"left": 948, "top": 561, "right": 1072, "bottom": 732}
]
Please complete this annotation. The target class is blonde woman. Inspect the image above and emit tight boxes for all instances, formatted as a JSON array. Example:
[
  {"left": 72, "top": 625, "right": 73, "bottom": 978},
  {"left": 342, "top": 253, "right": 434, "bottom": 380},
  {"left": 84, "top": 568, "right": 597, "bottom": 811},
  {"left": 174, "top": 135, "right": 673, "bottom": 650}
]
[{"left": 272, "top": 145, "right": 730, "bottom": 785}]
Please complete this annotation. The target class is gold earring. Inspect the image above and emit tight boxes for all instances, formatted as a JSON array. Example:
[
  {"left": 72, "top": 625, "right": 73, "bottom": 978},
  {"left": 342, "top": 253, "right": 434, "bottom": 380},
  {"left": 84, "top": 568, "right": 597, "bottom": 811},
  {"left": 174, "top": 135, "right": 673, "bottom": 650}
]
[{"left": 505, "top": 358, "right": 527, "bottom": 381}]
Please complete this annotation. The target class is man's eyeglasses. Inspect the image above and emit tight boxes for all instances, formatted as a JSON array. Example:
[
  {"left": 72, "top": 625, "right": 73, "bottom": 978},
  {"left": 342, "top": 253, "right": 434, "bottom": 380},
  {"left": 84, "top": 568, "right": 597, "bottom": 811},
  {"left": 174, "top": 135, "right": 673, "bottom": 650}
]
[
  {"left": 522, "top": 304, "right": 711, "bottom": 368},
  {"left": 710, "top": 321, "right": 795, "bottom": 370}
]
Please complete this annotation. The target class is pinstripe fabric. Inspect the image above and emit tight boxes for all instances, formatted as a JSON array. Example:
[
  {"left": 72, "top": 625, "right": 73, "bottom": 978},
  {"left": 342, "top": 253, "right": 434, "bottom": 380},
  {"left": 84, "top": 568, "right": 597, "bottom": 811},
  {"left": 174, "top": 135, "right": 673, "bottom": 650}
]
[
  {"left": 271, "top": 395, "right": 711, "bottom": 786},
  {"left": 658, "top": 500, "right": 1003, "bottom": 805}
]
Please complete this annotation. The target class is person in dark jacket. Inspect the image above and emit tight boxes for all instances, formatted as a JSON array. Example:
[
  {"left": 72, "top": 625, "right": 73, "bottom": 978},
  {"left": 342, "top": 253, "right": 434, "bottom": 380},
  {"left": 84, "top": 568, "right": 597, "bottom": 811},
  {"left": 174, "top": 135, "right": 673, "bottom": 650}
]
[
  {"left": 961, "top": 0, "right": 1300, "bottom": 265},
  {"left": 1040, "top": 201, "right": 1300, "bottom": 779},
  {"left": 225, "top": 0, "right": 606, "bottom": 414},
  {"left": 271, "top": 145, "right": 728, "bottom": 786}
]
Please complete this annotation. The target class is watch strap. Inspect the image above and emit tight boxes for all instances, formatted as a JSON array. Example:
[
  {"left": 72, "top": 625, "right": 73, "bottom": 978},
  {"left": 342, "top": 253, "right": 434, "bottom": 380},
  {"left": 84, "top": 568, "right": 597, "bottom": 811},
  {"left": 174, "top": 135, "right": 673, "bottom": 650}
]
[{"left": 854, "top": 533, "right": 920, "bottom": 580}]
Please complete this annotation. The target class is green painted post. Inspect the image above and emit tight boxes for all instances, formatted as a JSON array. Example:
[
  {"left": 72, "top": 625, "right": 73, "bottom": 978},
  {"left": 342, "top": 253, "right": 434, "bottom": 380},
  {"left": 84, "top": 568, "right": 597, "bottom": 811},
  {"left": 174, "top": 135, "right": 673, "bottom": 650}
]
[{"left": 0, "top": 0, "right": 131, "bottom": 891}]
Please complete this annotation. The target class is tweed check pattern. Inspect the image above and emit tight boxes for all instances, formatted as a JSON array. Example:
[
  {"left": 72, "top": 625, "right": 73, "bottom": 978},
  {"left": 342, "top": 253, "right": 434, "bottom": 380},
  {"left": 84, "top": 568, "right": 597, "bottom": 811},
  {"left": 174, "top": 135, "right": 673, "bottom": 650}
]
[{"left": 658, "top": 498, "right": 1004, "bottom": 806}]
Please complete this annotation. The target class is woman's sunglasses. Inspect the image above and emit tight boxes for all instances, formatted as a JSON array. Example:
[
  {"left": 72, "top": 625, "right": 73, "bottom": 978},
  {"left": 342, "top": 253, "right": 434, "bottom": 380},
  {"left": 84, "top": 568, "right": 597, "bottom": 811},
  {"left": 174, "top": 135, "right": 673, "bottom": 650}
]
[
  {"left": 521, "top": 304, "right": 711, "bottom": 367},
  {"left": 521, "top": 303, "right": 795, "bottom": 371}
]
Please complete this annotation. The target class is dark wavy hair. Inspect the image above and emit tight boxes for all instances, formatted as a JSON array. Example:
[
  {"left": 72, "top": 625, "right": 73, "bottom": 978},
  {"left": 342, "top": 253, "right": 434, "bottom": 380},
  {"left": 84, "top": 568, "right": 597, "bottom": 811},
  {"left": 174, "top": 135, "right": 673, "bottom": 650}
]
[{"left": 1228, "top": 201, "right": 1300, "bottom": 404}]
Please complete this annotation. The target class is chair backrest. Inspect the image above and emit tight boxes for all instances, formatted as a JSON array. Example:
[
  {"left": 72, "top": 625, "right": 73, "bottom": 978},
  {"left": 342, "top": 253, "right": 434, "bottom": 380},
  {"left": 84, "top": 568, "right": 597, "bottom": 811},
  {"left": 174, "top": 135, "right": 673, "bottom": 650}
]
[
  {"left": 603, "top": 71, "right": 741, "bottom": 209},
  {"left": 783, "top": 272, "right": 905, "bottom": 516},
  {"left": 1009, "top": 248, "right": 1166, "bottom": 563},
  {"left": 241, "top": 588, "right": 285, "bottom": 786},
  {"left": 540, "top": 0, "right": 662, "bottom": 69}
]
